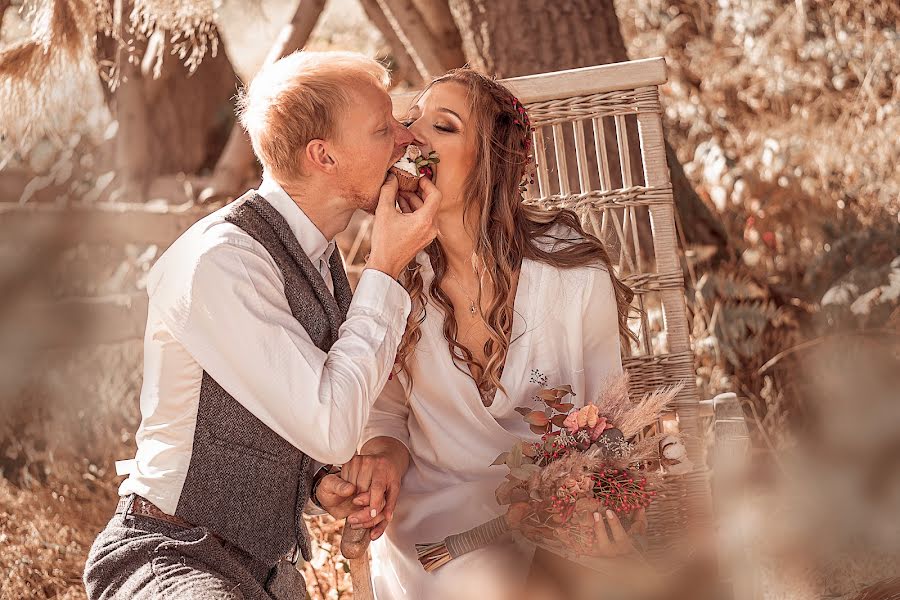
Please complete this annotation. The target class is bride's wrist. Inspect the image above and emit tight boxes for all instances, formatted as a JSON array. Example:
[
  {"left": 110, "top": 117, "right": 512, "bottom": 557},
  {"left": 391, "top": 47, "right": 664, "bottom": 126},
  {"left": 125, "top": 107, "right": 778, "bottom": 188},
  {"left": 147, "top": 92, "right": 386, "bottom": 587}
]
[{"left": 361, "top": 438, "right": 410, "bottom": 474}]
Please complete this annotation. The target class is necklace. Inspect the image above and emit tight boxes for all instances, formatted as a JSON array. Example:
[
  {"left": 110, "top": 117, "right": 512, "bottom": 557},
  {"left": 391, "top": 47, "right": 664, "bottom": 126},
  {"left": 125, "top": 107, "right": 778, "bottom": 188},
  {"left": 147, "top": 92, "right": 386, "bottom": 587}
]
[
  {"left": 447, "top": 254, "right": 484, "bottom": 316},
  {"left": 447, "top": 269, "right": 478, "bottom": 315}
]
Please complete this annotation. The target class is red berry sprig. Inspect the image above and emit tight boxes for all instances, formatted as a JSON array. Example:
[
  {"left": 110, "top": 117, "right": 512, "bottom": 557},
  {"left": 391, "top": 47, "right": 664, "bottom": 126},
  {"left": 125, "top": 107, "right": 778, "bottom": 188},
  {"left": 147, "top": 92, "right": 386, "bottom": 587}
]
[{"left": 591, "top": 468, "right": 656, "bottom": 514}]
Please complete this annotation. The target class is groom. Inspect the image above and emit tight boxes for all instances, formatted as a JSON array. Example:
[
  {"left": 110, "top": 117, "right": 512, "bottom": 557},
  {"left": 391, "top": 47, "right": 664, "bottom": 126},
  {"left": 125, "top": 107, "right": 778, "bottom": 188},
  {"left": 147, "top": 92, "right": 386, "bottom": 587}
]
[{"left": 83, "top": 51, "right": 439, "bottom": 599}]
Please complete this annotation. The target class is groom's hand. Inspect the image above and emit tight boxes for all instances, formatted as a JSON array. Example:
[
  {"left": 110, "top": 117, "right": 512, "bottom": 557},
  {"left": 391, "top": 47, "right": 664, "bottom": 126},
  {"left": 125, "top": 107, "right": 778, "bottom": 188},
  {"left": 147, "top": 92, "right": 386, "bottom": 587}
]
[
  {"left": 367, "top": 174, "right": 442, "bottom": 280},
  {"left": 314, "top": 474, "right": 358, "bottom": 519}
]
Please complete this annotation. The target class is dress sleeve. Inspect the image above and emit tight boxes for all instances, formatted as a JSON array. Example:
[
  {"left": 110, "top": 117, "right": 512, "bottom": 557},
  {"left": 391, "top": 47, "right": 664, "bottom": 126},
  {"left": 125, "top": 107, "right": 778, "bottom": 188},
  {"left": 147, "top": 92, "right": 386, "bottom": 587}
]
[
  {"left": 581, "top": 266, "right": 626, "bottom": 404},
  {"left": 360, "top": 376, "right": 411, "bottom": 452}
]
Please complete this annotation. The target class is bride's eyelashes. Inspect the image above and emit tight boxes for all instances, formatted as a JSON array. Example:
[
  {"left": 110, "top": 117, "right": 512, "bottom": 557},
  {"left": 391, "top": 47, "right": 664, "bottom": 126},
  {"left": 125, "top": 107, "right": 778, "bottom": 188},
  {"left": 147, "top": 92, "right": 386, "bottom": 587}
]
[{"left": 400, "top": 118, "right": 457, "bottom": 134}]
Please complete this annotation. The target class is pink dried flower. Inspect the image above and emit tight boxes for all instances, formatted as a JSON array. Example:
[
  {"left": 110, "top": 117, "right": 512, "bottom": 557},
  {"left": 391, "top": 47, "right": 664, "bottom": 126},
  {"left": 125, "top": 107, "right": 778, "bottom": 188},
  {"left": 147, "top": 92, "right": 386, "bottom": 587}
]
[
  {"left": 589, "top": 417, "right": 614, "bottom": 441},
  {"left": 577, "top": 404, "right": 600, "bottom": 429},
  {"left": 563, "top": 411, "right": 580, "bottom": 433},
  {"left": 563, "top": 404, "right": 615, "bottom": 440}
]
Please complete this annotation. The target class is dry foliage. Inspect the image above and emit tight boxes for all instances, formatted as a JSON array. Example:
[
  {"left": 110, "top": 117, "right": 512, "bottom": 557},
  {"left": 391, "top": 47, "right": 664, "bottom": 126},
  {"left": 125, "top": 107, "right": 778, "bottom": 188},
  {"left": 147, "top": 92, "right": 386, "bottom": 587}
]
[{"left": 1, "top": 0, "right": 898, "bottom": 598}]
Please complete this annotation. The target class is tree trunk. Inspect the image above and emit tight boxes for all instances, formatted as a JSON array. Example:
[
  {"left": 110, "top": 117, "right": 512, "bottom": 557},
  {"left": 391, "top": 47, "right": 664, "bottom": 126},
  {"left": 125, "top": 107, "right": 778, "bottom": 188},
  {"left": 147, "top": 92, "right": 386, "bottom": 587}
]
[
  {"left": 446, "top": 0, "right": 732, "bottom": 262},
  {"left": 100, "top": 25, "right": 238, "bottom": 202}
]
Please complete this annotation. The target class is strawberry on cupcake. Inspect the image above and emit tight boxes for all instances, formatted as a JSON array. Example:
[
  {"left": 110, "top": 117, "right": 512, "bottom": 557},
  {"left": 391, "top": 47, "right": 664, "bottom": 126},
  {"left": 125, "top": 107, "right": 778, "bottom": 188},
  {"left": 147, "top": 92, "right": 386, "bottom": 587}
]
[{"left": 390, "top": 144, "right": 440, "bottom": 192}]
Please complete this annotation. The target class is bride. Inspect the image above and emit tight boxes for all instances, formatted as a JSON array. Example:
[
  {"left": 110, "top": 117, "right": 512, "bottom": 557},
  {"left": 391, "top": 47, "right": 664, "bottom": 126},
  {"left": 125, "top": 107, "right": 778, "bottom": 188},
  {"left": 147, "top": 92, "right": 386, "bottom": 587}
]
[{"left": 340, "top": 68, "right": 638, "bottom": 599}]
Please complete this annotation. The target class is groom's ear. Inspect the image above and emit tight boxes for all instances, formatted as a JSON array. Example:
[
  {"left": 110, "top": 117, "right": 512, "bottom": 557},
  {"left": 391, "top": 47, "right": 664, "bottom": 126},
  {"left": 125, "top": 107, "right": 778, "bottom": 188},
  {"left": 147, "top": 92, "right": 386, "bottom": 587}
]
[{"left": 305, "top": 139, "right": 337, "bottom": 174}]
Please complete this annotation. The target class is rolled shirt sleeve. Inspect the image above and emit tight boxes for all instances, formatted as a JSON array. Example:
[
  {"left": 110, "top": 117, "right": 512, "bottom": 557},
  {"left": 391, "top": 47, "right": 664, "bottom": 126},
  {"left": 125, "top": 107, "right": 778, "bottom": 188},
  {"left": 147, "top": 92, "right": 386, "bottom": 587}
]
[{"left": 152, "top": 238, "right": 411, "bottom": 466}]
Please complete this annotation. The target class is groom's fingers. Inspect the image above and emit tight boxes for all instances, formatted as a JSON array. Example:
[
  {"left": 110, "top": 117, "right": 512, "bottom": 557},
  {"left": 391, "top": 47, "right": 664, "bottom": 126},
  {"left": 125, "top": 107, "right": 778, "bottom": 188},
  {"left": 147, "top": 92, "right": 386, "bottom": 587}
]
[
  {"left": 355, "top": 462, "right": 374, "bottom": 494},
  {"left": 415, "top": 175, "right": 442, "bottom": 218},
  {"left": 341, "top": 456, "right": 361, "bottom": 490},
  {"left": 399, "top": 191, "right": 424, "bottom": 212},
  {"left": 315, "top": 475, "right": 355, "bottom": 512},
  {"left": 376, "top": 174, "right": 400, "bottom": 214}
]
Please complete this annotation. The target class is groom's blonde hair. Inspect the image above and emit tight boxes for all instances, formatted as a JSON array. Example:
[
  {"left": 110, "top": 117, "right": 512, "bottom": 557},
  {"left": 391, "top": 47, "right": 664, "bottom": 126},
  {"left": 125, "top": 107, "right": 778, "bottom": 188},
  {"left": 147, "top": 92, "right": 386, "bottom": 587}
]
[{"left": 237, "top": 51, "right": 390, "bottom": 178}]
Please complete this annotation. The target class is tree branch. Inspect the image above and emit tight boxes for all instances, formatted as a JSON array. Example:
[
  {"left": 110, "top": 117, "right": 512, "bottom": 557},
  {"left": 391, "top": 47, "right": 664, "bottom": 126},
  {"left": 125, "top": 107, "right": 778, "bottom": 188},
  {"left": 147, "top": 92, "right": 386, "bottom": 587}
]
[
  {"left": 358, "top": 0, "right": 424, "bottom": 87},
  {"left": 374, "top": 0, "right": 449, "bottom": 78},
  {"left": 198, "top": 0, "right": 328, "bottom": 202}
]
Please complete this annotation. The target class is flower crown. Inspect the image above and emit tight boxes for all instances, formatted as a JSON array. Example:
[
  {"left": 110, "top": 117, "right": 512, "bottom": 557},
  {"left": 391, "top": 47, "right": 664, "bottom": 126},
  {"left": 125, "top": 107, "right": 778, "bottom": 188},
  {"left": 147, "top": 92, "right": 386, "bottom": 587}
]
[{"left": 510, "top": 94, "right": 536, "bottom": 192}]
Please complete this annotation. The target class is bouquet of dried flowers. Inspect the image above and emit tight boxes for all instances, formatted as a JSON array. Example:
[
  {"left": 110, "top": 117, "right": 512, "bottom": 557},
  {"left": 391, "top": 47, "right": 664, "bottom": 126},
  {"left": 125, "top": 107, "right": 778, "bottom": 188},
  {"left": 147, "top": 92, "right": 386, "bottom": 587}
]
[{"left": 415, "top": 372, "right": 689, "bottom": 572}]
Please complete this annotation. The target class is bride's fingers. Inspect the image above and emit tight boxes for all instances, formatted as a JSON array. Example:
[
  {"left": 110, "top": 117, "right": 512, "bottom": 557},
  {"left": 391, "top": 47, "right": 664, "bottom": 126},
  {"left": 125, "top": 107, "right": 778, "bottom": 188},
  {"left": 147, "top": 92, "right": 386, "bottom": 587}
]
[
  {"left": 605, "top": 510, "right": 630, "bottom": 548},
  {"left": 630, "top": 507, "right": 648, "bottom": 536},
  {"left": 367, "top": 479, "right": 386, "bottom": 516},
  {"left": 397, "top": 195, "right": 412, "bottom": 213},
  {"left": 384, "top": 481, "right": 400, "bottom": 523},
  {"left": 352, "top": 493, "right": 370, "bottom": 506},
  {"left": 592, "top": 511, "right": 613, "bottom": 556},
  {"left": 347, "top": 507, "right": 385, "bottom": 530},
  {"left": 370, "top": 519, "right": 389, "bottom": 540}
]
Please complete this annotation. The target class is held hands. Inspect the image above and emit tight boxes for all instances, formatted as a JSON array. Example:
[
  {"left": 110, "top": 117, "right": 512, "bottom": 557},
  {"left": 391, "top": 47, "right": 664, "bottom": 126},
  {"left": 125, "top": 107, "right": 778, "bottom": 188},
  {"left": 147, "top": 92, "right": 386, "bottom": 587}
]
[
  {"left": 367, "top": 174, "right": 442, "bottom": 280},
  {"left": 340, "top": 452, "right": 404, "bottom": 541},
  {"left": 313, "top": 474, "right": 359, "bottom": 520}
]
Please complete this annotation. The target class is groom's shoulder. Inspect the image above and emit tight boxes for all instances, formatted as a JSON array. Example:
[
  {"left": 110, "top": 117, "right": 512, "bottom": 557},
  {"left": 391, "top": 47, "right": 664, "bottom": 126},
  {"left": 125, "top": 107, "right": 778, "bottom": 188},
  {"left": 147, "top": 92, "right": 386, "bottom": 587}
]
[
  {"left": 166, "top": 203, "right": 256, "bottom": 259},
  {"left": 147, "top": 197, "right": 268, "bottom": 293}
]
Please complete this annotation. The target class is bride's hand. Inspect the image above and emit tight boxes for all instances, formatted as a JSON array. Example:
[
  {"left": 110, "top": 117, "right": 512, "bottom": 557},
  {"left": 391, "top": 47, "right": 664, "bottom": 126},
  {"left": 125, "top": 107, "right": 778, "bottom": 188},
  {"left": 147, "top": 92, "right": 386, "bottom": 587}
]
[
  {"left": 591, "top": 508, "right": 647, "bottom": 558},
  {"left": 340, "top": 452, "right": 403, "bottom": 540}
]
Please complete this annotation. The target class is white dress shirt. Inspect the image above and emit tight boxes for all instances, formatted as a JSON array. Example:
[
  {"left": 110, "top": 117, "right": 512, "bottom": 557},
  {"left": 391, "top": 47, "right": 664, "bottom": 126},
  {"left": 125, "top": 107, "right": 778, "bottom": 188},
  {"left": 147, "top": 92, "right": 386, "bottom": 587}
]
[
  {"left": 118, "top": 175, "right": 411, "bottom": 515},
  {"left": 361, "top": 245, "right": 625, "bottom": 599}
]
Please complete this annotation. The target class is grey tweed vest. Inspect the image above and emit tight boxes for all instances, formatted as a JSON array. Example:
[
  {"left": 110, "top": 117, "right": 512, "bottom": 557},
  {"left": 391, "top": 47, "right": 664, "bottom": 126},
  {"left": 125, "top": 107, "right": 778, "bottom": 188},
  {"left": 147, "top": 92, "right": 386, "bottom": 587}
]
[{"left": 172, "top": 192, "right": 353, "bottom": 566}]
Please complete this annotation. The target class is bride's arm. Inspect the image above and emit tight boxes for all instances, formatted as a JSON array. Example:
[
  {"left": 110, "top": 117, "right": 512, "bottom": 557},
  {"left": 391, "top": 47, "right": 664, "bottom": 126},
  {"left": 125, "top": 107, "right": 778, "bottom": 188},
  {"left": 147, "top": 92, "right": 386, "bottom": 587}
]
[
  {"left": 338, "top": 377, "right": 412, "bottom": 538},
  {"left": 581, "top": 265, "right": 626, "bottom": 402}
]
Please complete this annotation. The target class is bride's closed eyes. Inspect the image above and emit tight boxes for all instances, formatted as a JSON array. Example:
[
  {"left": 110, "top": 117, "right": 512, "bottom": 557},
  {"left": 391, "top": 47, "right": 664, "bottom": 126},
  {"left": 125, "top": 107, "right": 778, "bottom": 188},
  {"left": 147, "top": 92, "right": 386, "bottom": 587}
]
[
  {"left": 400, "top": 117, "right": 458, "bottom": 134},
  {"left": 402, "top": 105, "right": 464, "bottom": 134}
]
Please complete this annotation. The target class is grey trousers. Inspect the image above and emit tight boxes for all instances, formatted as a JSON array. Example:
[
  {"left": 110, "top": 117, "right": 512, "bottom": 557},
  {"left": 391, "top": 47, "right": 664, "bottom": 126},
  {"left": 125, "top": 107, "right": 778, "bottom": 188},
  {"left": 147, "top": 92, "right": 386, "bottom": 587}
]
[{"left": 83, "top": 498, "right": 308, "bottom": 600}]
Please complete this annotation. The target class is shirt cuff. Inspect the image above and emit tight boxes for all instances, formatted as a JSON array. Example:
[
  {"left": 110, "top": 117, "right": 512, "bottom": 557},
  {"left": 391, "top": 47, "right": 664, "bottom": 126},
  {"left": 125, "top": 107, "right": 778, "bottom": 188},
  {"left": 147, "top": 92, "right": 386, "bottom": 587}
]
[{"left": 351, "top": 269, "right": 412, "bottom": 335}]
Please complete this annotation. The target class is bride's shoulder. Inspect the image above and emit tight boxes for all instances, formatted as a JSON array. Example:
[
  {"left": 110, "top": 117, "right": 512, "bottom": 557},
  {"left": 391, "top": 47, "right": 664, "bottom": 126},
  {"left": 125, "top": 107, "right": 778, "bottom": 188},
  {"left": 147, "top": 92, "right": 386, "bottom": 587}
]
[
  {"left": 529, "top": 223, "right": 611, "bottom": 282},
  {"left": 530, "top": 222, "right": 585, "bottom": 253}
]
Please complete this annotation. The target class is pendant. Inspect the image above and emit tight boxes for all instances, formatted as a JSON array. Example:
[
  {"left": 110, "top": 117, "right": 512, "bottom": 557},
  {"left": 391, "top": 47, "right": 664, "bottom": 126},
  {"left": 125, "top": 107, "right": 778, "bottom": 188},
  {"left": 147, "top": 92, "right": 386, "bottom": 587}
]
[{"left": 469, "top": 302, "right": 476, "bottom": 315}]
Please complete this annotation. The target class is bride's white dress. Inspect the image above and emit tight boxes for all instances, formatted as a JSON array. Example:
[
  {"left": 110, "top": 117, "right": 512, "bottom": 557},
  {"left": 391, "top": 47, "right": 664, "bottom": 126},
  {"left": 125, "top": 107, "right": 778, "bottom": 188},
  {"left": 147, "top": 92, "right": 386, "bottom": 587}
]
[{"left": 360, "top": 245, "right": 625, "bottom": 600}]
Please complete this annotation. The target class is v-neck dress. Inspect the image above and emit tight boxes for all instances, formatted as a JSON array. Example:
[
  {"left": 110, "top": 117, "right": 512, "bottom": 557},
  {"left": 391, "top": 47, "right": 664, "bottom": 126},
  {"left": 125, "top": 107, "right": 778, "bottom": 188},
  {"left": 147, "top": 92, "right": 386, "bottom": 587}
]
[{"left": 361, "top": 246, "right": 625, "bottom": 600}]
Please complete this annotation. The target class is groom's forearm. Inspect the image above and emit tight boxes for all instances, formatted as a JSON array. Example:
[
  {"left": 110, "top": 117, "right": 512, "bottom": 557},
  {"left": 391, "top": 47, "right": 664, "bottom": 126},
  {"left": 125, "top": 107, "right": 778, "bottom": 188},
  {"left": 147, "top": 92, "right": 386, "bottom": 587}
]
[{"left": 360, "top": 436, "right": 410, "bottom": 477}]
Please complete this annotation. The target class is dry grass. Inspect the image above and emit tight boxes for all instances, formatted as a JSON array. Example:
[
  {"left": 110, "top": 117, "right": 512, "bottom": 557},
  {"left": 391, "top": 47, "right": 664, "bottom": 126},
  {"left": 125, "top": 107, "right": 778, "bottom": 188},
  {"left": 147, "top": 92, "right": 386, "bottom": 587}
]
[{"left": 0, "top": 469, "right": 115, "bottom": 599}]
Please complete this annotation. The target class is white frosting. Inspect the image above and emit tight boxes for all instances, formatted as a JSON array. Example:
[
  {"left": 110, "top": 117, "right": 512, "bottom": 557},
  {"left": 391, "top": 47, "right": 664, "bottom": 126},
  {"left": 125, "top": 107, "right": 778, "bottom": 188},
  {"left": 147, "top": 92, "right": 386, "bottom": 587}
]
[{"left": 392, "top": 145, "right": 422, "bottom": 176}]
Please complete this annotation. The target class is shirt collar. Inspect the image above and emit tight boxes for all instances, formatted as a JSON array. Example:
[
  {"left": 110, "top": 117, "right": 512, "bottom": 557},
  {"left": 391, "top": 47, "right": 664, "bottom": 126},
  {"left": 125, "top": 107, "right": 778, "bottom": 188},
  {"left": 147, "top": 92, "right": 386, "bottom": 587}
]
[{"left": 257, "top": 173, "right": 335, "bottom": 265}]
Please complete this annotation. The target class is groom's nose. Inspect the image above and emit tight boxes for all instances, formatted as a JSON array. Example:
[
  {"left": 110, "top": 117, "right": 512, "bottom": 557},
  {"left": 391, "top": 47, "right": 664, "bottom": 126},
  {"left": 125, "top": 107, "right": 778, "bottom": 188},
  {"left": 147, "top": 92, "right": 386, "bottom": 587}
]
[{"left": 394, "top": 120, "right": 414, "bottom": 147}]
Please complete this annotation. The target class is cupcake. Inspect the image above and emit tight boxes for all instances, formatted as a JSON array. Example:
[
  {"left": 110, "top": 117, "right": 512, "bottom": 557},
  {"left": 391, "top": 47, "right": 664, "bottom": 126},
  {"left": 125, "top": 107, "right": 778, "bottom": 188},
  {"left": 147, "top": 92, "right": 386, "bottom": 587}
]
[{"left": 389, "top": 144, "right": 440, "bottom": 192}]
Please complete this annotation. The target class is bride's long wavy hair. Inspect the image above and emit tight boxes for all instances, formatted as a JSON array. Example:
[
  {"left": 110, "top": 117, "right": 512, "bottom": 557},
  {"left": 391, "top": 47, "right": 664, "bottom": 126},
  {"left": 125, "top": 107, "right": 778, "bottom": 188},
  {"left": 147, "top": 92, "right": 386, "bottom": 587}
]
[{"left": 395, "top": 68, "right": 636, "bottom": 402}]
